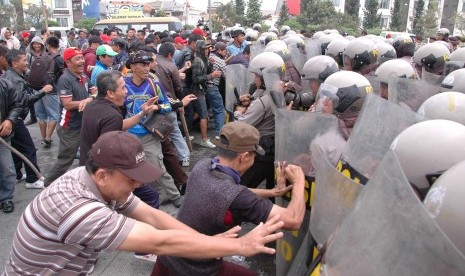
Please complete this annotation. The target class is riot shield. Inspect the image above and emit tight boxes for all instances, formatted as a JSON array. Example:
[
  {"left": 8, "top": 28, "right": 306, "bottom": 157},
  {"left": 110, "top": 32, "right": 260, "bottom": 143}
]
[
  {"left": 340, "top": 93, "right": 425, "bottom": 185},
  {"left": 306, "top": 39, "right": 322, "bottom": 61},
  {"left": 320, "top": 151, "right": 465, "bottom": 276},
  {"left": 250, "top": 43, "right": 265, "bottom": 62},
  {"left": 422, "top": 67, "right": 445, "bottom": 85},
  {"left": 364, "top": 75, "right": 380, "bottom": 96},
  {"left": 289, "top": 43, "right": 307, "bottom": 73},
  {"left": 310, "top": 146, "right": 363, "bottom": 247},
  {"left": 388, "top": 77, "right": 440, "bottom": 111},
  {"left": 263, "top": 72, "right": 286, "bottom": 112},
  {"left": 224, "top": 64, "right": 250, "bottom": 121},
  {"left": 275, "top": 109, "right": 339, "bottom": 276}
]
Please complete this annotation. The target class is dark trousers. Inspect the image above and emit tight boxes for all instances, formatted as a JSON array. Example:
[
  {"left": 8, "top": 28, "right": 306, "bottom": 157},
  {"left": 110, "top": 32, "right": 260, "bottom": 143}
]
[
  {"left": 182, "top": 86, "right": 194, "bottom": 132},
  {"left": 29, "top": 105, "right": 36, "bottom": 120},
  {"left": 11, "top": 120, "right": 40, "bottom": 183},
  {"left": 133, "top": 185, "right": 160, "bottom": 209},
  {"left": 45, "top": 126, "right": 80, "bottom": 186},
  {"left": 241, "top": 153, "right": 275, "bottom": 190},
  {"left": 161, "top": 138, "right": 187, "bottom": 189},
  {"left": 151, "top": 259, "right": 257, "bottom": 276}
]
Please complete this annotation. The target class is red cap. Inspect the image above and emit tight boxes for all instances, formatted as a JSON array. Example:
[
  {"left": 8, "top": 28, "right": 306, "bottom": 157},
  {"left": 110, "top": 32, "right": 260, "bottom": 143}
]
[
  {"left": 192, "top": 27, "right": 206, "bottom": 37},
  {"left": 174, "top": 36, "right": 187, "bottom": 44},
  {"left": 22, "top": 32, "right": 30, "bottom": 39},
  {"left": 101, "top": 34, "right": 112, "bottom": 44},
  {"left": 90, "top": 131, "right": 163, "bottom": 183},
  {"left": 63, "top": 47, "right": 82, "bottom": 61}
]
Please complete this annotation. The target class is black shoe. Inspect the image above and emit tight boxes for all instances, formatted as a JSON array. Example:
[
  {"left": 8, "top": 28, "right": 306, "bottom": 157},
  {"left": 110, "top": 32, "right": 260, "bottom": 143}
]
[
  {"left": 43, "top": 139, "right": 52, "bottom": 148},
  {"left": 2, "top": 200, "right": 14, "bottom": 213},
  {"left": 25, "top": 119, "right": 37, "bottom": 126}
]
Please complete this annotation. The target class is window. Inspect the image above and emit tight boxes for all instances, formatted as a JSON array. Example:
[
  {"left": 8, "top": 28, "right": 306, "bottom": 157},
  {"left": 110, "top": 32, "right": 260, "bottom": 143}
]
[
  {"left": 380, "top": 17, "right": 389, "bottom": 28},
  {"left": 55, "top": 0, "right": 66, "bottom": 8},
  {"left": 331, "top": 0, "right": 341, "bottom": 6},
  {"left": 56, "top": 17, "right": 68, "bottom": 27},
  {"left": 379, "top": 0, "right": 390, "bottom": 9}
]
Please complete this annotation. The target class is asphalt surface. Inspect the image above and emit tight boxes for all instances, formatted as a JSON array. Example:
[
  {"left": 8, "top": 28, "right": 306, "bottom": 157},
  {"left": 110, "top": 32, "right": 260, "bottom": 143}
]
[{"left": 0, "top": 118, "right": 276, "bottom": 275}]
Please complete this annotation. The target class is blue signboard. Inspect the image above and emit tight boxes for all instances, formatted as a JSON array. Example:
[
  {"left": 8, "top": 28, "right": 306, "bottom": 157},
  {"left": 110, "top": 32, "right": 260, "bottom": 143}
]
[{"left": 82, "top": 0, "right": 100, "bottom": 19}]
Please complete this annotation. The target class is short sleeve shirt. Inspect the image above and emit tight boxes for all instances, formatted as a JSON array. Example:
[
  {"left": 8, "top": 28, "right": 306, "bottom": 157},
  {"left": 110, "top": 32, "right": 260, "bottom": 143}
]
[
  {"left": 57, "top": 69, "right": 92, "bottom": 130},
  {"left": 3, "top": 167, "right": 139, "bottom": 275}
]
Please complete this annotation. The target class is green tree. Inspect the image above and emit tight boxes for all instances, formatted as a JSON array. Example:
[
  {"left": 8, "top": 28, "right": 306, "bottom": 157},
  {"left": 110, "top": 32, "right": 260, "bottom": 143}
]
[
  {"left": 452, "top": 12, "right": 465, "bottom": 36},
  {"left": 24, "top": 3, "right": 52, "bottom": 29},
  {"left": 363, "top": 0, "right": 381, "bottom": 29},
  {"left": 390, "top": 0, "right": 403, "bottom": 31},
  {"left": 416, "top": 0, "right": 439, "bottom": 37},
  {"left": 246, "top": 0, "right": 262, "bottom": 26},
  {"left": 299, "top": 0, "right": 337, "bottom": 27},
  {"left": 412, "top": 0, "right": 425, "bottom": 34},
  {"left": 235, "top": 0, "right": 246, "bottom": 26},
  {"left": 10, "top": 0, "right": 25, "bottom": 30},
  {"left": 75, "top": 18, "right": 98, "bottom": 31},
  {"left": 345, "top": 0, "right": 360, "bottom": 27},
  {"left": 154, "top": 9, "right": 167, "bottom": 17},
  {"left": 299, "top": 0, "right": 317, "bottom": 26},
  {"left": 213, "top": 2, "right": 238, "bottom": 31},
  {"left": 276, "top": 1, "right": 289, "bottom": 28},
  {"left": 0, "top": 3, "right": 17, "bottom": 29}
]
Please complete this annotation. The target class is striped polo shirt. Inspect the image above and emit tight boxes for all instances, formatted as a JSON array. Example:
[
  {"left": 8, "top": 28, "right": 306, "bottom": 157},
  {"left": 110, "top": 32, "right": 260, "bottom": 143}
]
[{"left": 3, "top": 167, "right": 139, "bottom": 275}]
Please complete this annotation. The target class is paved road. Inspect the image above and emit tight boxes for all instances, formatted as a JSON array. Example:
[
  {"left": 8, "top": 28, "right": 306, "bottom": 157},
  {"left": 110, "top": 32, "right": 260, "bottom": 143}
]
[{"left": 0, "top": 120, "right": 276, "bottom": 275}]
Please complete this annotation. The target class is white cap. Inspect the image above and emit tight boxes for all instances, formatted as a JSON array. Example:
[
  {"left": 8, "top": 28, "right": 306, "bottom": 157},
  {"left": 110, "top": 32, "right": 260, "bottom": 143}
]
[{"left": 30, "top": 27, "right": 36, "bottom": 32}]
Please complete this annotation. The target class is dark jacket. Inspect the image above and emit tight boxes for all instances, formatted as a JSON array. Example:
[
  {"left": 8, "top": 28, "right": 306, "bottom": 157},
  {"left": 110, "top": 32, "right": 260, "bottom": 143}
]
[
  {"left": 155, "top": 55, "right": 183, "bottom": 100},
  {"left": 190, "top": 40, "right": 213, "bottom": 95},
  {"left": 0, "top": 78, "right": 22, "bottom": 140},
  {"left": 82, "top": 47, "right": 96, "bottom": 78},
  {"left": 2, "top": 68, "right": 46, "bottom": 119},
  {"left": 175, "top": 46, "right": 195, "bottom": 87}
]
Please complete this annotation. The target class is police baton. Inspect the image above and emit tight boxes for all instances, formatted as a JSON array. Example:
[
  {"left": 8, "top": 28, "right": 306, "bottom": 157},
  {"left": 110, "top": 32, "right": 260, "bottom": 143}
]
[
  {"left": 0, "top": 136, "right": 45, "bottom": 181},
  {"left": 178, "top": 108, "right": 193, "bottom": 152}
]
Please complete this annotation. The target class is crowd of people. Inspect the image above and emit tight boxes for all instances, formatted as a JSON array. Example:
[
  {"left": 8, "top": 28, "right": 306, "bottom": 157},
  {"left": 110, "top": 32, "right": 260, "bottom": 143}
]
[{"left": 0, "top": 21, "right": 465, "bottom": 275}]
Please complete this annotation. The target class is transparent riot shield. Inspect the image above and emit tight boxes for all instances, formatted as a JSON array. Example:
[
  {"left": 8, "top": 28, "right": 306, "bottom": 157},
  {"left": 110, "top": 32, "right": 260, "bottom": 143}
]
[
  {"left": 422, "top": 67, "right": 445, "bottom": 85},
  {"left": 364, "top": 75, "right": 380, "bottom": 96},
  {"left": 320, "top": 151, "right": 465, "bottom": 276},
  {"left": 443, "top": 60, "right": 465, "bottom": 76},
  {"left": 310, "top": 146, "right": 364, "bottom": 247},
  {"left": 224, "top": 64, "right": 250, "bottom": 122},
  {"left": 263, "top": 71, "right": 286, "bottom": 112},
  {"left": 250, "top": 43, "right": 265, "bottom": 62},
  {"left": 275, "top": 109, "right": 339, "bottom": 276},
  {"left": 306, "top": 39, "right": 322, "bottom": 61},
  {"left": 339, "top": 93, "right": 425, "bottom": 185},
  {"left": 289, "top": 43, "right": 308, "bottom": 73},
  {"left": 388, "top": 77, "right": 440, "bottom": 111}
]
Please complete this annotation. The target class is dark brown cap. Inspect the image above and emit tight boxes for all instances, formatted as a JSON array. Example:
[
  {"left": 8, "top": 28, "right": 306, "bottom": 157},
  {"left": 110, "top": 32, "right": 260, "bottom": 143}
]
[
  {"left": 88, "top": 35, "right": 103, "bottom": 45},
  {"left": 90, "top": 131, "right": 163, "bottom": 183},
  {"left": 212, "top": 41, "right": 227, "bottom": 51},
  {"left": 213, "top": 122, "right": 265, "bottom": 155}
]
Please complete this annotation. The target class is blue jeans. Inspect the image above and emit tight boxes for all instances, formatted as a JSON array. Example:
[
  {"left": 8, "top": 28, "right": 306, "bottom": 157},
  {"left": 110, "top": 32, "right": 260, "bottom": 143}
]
[
  {"left": 0, "top": 139, "right": 16, "bottom": 204},
  {"left": 206, "top": 85, "right": 225, "bottom": 135},
  {"left": 167, "top": 111, "right": 190, "bottom": 160},
  {"left": 34, "top": 93, "right": 60, "bottom": 122}
]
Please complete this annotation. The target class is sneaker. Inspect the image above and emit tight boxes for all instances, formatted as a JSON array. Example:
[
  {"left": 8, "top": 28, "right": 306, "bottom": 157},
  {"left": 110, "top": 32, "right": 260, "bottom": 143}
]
[
  {"left": 185, "top": 135, "right": 194, "bottom": 141},
  {"left": 43, "top": 139, "right": 52, "bottom": 148},
  {"left": 25, "top": 179, "right": 45, "bottom": 189},
  {"left": 134, "top": 253, "right": 158, "bottom": 262},
  {"left": 171, "top": 197, "right": 182, "bottom": 208},
  {"left": 16, "top": 175, "right": 26, "bottom": 183},
  {"left": 88, "top": 265, "right": 94, "bottom": 274},
  {"left": 200, "top": 139, "right": 216, "bottom": 148},
  {"left": 215, "top": 135, "right": 220, "bottom": 140},
  {"left": 181, "top": 158, "right": 190, "bottom": 167}
]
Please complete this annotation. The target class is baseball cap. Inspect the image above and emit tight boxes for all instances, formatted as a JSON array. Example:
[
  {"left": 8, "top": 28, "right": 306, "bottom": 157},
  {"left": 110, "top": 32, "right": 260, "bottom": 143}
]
[
  {"left": 212, "top": 42, "right": 227, "bottom": 52},
  {"left": 63, "top": 47, "right": 82, "bottom": 61},
  {"left": 100, "top": 34, "right": 112, "bottom": 44},
  {"left": 213, "top": 122, "right": 265, "bottom": 155},
  {"left": 90, "top": 131, "right": 163, "bottom": 183},
  {"left": 88, "top": 35, "right": 103, "bottom": 45},
  {"left": 126, "top": 50, "right": 153, "bottom": 68},
  {"left": 174, "top": 36, "right": 187, "bottom": 44},
  {"left": 192, "top": 27, "right": 206, "bottom": 37},
  {"left": 96, "top": 44, "right": 118, "bottom": 56}
]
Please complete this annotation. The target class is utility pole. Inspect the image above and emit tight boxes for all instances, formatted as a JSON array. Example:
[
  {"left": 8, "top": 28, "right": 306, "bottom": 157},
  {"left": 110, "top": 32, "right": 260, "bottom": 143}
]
[
  {"left": 42, "top": 0, "right": 48, "bottom": 29},
  {"left": 208, "top": 0, "right": 212, "bottom": 31}
]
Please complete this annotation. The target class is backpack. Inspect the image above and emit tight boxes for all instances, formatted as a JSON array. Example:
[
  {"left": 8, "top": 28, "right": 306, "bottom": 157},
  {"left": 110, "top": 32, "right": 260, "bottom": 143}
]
[{"left": 27, "top": 53, "right": 54, "bottom": 90}]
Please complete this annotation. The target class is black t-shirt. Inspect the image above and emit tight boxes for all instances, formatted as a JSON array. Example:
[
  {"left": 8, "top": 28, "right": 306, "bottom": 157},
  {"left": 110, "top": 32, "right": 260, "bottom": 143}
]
[
  {"left": 79, "top": 98, "right": 123, "bottom": 165},
  {"left": 228, "top": 187, "right": 274, "bottom": 226}
]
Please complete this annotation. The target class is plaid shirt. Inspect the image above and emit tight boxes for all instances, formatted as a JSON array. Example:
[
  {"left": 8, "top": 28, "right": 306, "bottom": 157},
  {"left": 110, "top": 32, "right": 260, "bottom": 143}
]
[{"left": 207, "top": 52, "right": 227, "bottom": 86}]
